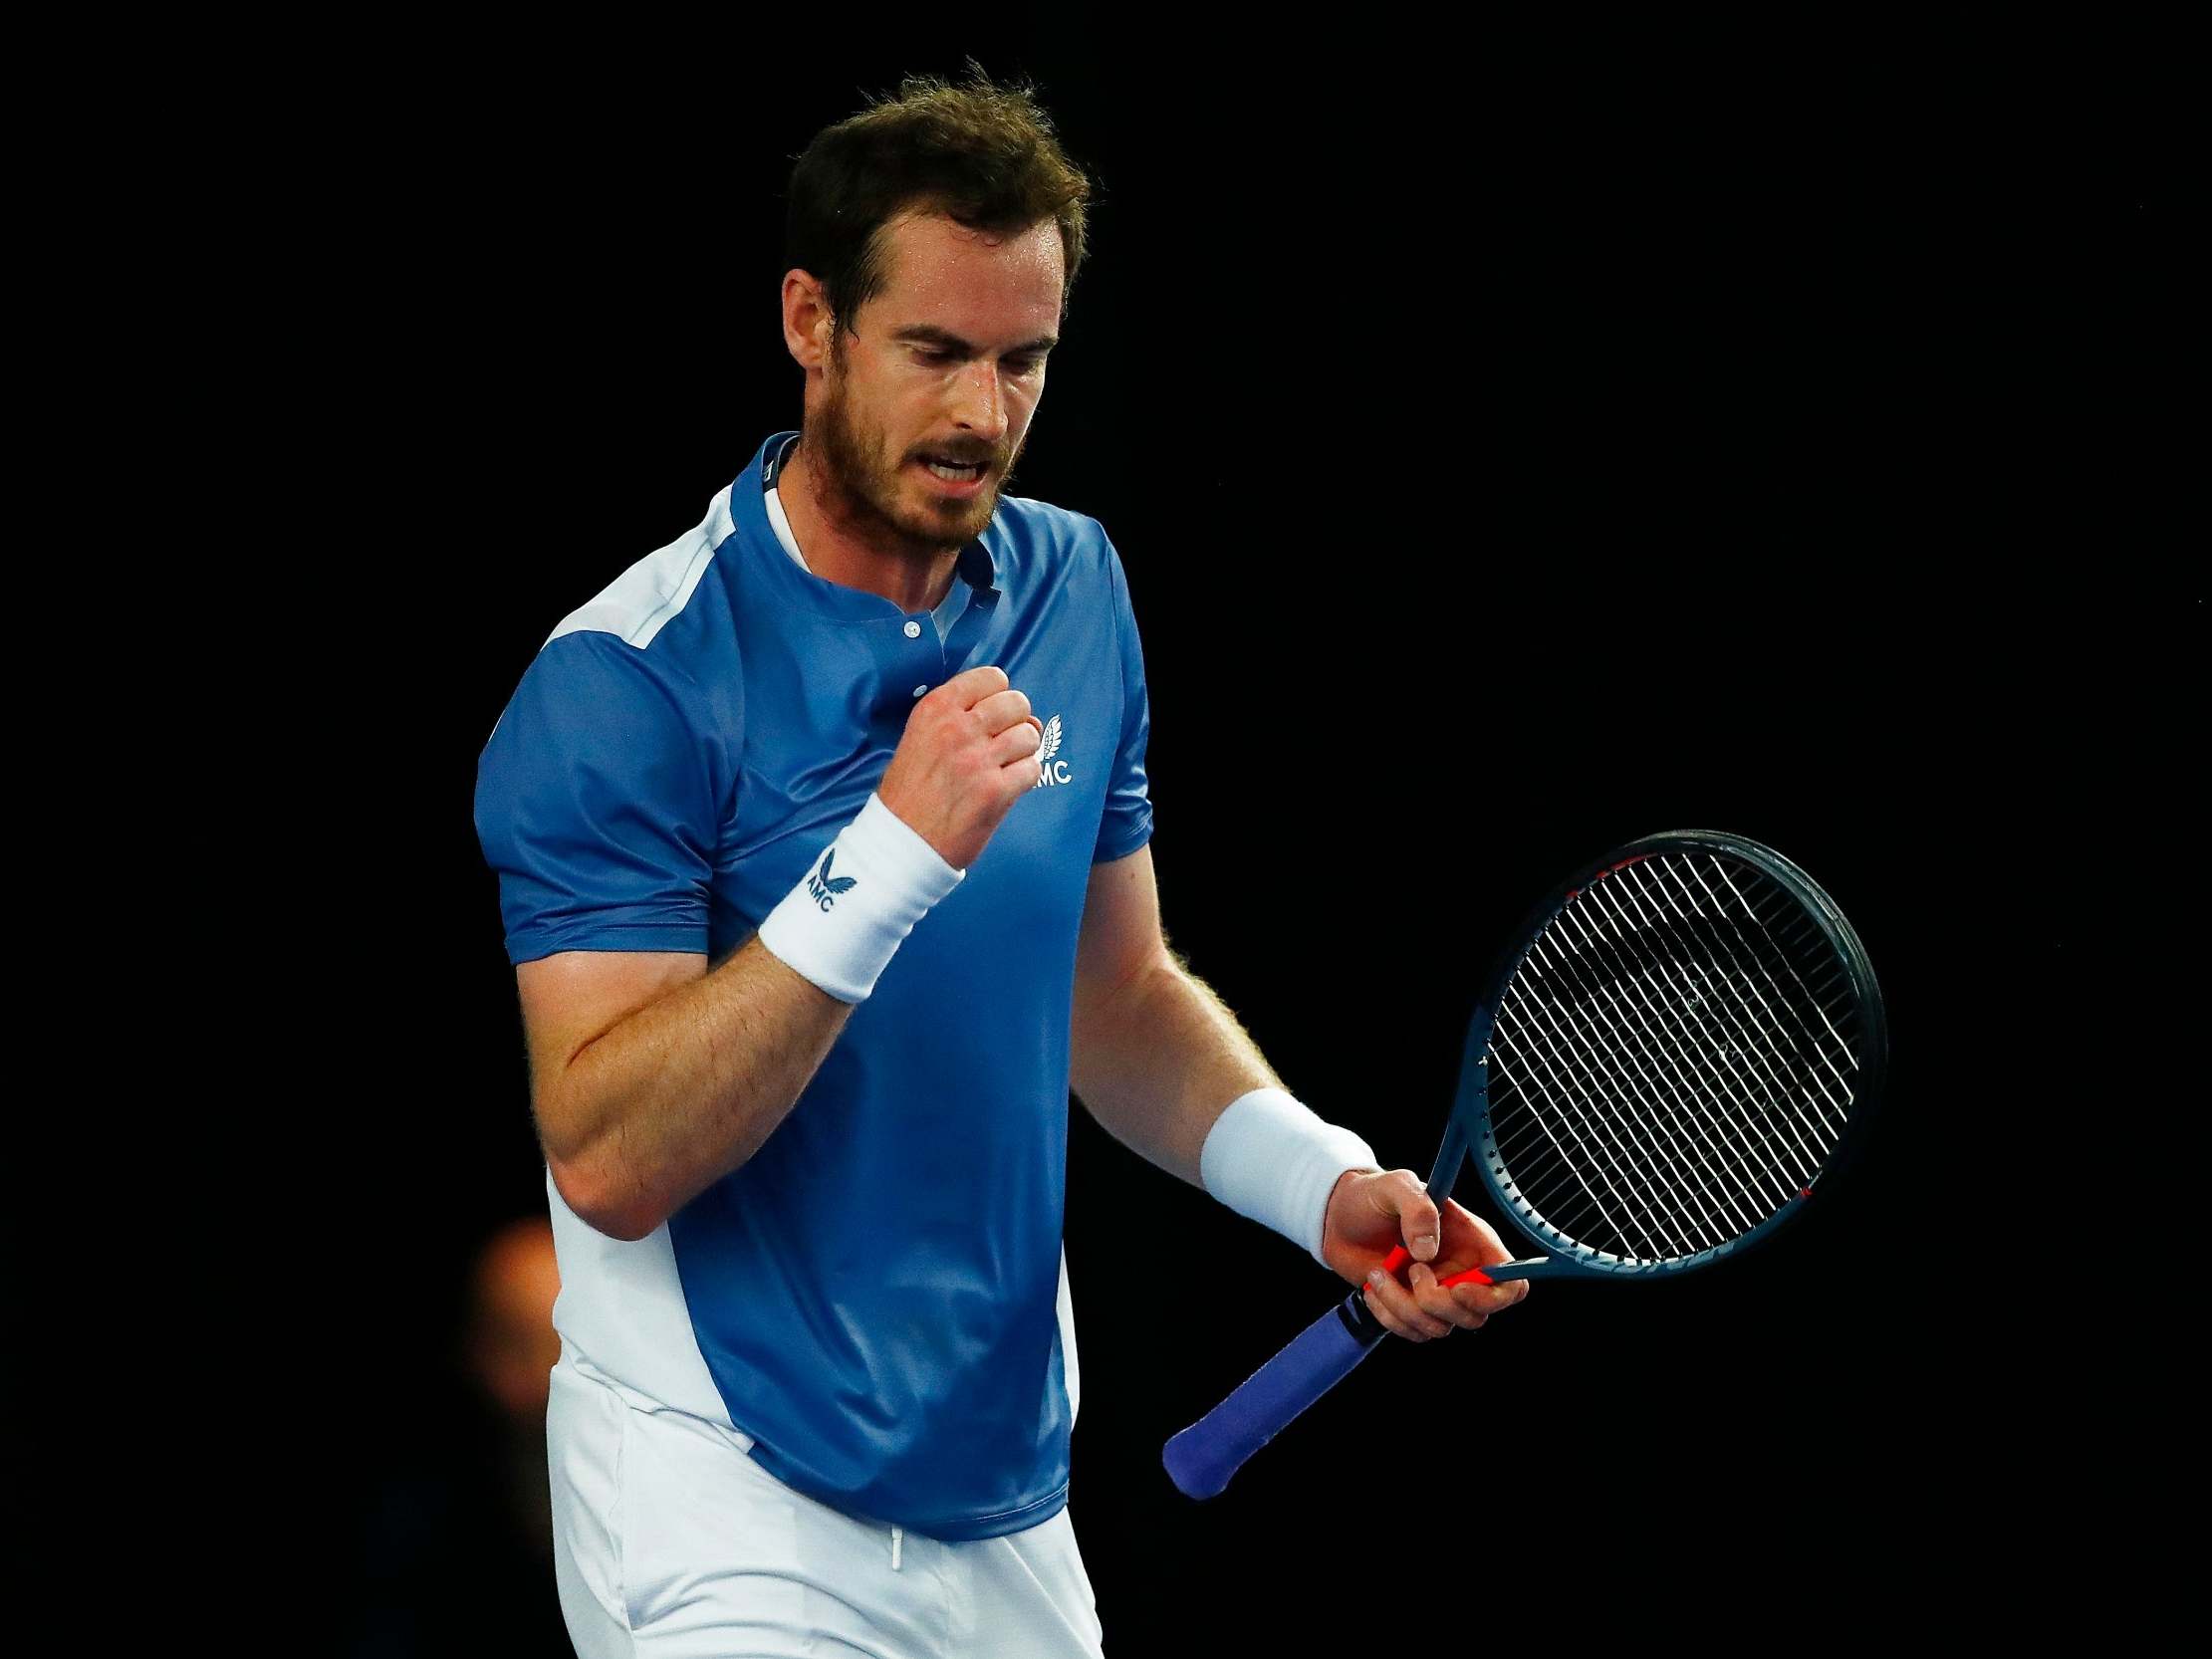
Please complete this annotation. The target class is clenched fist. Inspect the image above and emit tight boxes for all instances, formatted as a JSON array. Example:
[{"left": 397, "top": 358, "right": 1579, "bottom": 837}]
[{"left": 876, "top": 665, "right": 1043, "bottom": 870}]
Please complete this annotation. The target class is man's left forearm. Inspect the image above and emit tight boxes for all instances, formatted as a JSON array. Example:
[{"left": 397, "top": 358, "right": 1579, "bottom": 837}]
[{"left": 1069, "top": 953, "right": 1283, "bottom": 1186}]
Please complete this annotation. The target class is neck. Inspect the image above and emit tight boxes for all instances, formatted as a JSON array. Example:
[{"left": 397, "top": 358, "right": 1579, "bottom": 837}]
[{"left": 778, "top": 440, "right": 961, "bottom": 613}]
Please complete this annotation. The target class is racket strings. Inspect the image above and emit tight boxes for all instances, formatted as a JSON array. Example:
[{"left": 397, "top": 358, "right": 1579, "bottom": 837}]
[
  {"left": 1529, "top": 891, "right": 1811, "bottom": 1222},
  {"left": 1486, "top": 851, "right": 1866, "bottom": 1264},
  {"left": 1497, "top": 884, "right": 1816, "bottom": 1251},
  {"left": 1491, "top": 988, "right": 1785, "bottom": 1260},
  {"left": 1580, "top": 872, "right": 1833, "bottom": 1183},
  {"left": 1484, "top": 1022, "right": 1691, "bottom": 1260},
  {"left": 1509, "top": 866, "right": 1839, "bottom": 1248},
  {"left": 1497, "top": 943, "right": 1763, "bottom": 1257},
  {"left": 1492, "top": 978, "right": 1762, "bottom": 1261},
  {"left": 1633, "top": 858, "right": 1857, "bottom": 1130},
  {"left": 1522, "top": 871, "right": 1848, "bottom": 1247},
  {"left": 1496, "top": 967, "right": 1765, "bottom": 1255}
]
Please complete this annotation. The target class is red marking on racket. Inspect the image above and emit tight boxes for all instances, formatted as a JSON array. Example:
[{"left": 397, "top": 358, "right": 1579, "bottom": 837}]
[
  {"left": 1377, "top": 1245, "right": 1495, "bottom": 1291},
  {"left": 1570, "top": 855, "right": 1648, "bottom": 901}
]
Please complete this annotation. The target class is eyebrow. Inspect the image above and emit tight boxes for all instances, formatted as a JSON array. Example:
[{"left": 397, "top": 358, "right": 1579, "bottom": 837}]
[{"left": 889, "top": 325, "right": 1059, "bottom": 356}]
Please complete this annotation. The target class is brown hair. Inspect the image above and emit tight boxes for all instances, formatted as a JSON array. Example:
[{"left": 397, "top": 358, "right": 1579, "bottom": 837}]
[{"left": 786, "top": 63, "right": 1094, "bottom": 335}]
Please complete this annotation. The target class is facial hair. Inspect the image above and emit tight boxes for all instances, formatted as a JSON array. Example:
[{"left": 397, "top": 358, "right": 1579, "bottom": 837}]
[{"left": 808, "top": 336, "right": 1021, "bottom": 559}]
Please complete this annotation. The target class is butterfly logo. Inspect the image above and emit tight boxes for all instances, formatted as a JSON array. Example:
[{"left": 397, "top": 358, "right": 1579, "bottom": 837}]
[{"left": 805, "top": 847, "right": 859, "bottom": 911}]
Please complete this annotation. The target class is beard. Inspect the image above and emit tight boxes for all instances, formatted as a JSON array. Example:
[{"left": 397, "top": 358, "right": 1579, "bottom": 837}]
[{"left": 808, "top": 343, "right": 1021, "bottom": 558}]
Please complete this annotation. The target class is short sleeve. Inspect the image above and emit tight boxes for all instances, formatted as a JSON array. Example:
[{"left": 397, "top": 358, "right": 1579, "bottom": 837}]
[
  {"left": 1093, "top": 531, "right": 1154, "bottom": 864},
  {"left": 474, "top": 630, "right": 725, "bottom": 965}
]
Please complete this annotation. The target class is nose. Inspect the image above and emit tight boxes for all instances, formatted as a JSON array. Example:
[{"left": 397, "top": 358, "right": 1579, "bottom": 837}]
[{"left": 949, "top": 360, "right": 1010, "bottom": 445}]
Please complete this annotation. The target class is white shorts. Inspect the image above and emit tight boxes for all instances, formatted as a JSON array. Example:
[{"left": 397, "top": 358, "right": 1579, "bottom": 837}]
[{"left": 547, "top": 1355, "right": 1106, "bottom": 1658}]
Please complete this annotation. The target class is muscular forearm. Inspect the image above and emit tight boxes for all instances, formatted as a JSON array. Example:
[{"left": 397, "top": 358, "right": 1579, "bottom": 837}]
[
  {"left": 531, "top": 676, "right": 1037, "bottom": 1243},
  {"left": 1069, "top": 954, "right": 1281, "bottom": 1186},
  {"left": 544, "top": 938, "right": 852, "bottom": 1240}
]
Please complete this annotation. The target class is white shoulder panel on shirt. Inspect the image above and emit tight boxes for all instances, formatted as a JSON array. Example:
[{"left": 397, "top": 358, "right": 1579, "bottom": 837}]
[{"left": 545, "top": 486, "right": 738, "bottom": 651}]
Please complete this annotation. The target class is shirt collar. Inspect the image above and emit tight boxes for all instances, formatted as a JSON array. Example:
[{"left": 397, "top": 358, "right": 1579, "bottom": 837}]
[{"left": 739, "top": 431, "right": 1001, "bottom": 619}]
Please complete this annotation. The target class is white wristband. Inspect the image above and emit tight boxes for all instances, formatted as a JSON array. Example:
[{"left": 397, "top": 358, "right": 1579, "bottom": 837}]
[
  {"left": 1199, "top": 1086, "right": 1378, "bottom": 1267},
  {"left": 756, "top": 794, "right": 963, "bottom": 1003}
]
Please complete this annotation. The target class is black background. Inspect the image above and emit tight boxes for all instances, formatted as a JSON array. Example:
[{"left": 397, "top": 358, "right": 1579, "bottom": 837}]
[{"left": 308, "top": 15, "right": 2187, "bottom": 1651}]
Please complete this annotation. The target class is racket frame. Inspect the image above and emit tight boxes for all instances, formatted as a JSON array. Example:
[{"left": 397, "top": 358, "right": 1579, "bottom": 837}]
[
  {"left": 1429, "top": 829, "right": 1888, "bottom": 1282},
  {"left": 1165, "top": 829, "right": 1888, "bottom": 1497}
]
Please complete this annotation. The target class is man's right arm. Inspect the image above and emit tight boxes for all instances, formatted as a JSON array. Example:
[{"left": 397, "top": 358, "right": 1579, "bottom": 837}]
[
  {"left": 509, "top": 663, "right": 1043, "bottom": 1242},
  {"left": 518, "top": 940, "right": 852, "bottom": 1242}
]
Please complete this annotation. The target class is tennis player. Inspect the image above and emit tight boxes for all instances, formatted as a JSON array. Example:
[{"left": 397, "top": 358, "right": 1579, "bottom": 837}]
[{"left": 474, "top": 69, "right": 1529, "bottom": 1658}]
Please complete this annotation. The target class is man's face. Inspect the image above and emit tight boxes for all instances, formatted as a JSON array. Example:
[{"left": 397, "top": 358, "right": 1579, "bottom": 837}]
[{"left": 810, "top": 210, "right": 1064, "bottom": 554}]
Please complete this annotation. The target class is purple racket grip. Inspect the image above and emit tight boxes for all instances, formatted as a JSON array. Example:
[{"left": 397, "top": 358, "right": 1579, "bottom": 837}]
[{"left": 1162, "top": 1295, "right": 1385, "bottom": 1499}]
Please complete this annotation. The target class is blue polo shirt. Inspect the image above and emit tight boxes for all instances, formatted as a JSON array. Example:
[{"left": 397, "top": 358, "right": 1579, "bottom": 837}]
[{"left": 474, "top": 430, "right": 1152, "bottom": 1539}]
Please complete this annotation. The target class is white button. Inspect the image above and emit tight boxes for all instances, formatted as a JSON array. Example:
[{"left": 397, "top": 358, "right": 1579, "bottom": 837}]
[
  {"left": 912, "top": 684, "right": 928, "bottom": 698},
  {"left": 902, "top": 620, "right": 922, "bottom": 638}
]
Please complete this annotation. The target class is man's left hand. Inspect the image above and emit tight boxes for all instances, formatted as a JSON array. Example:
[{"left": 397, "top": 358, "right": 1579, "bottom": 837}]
[{"left": 1320, "top": 1168, "right": 1530, "bottom": 1342}]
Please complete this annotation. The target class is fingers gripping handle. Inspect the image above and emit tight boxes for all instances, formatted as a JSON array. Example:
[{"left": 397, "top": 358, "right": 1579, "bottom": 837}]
[
  {"left": 1162, "top": 1295, "right": 1387, "bottom": 1500},
  {"left": 1378, "top": 1245, "right": 1545, "bottom": 1287}
]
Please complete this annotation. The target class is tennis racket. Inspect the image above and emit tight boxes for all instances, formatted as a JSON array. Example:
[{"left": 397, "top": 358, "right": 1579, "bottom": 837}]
[{"left": 1162, "top": 830, "right": 1886, "bottom": 1500}]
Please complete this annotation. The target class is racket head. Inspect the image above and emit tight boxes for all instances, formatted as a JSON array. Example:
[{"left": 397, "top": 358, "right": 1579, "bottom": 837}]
[{"left": 1447, "top": 830, "right": 1886, "bottom": 1279}]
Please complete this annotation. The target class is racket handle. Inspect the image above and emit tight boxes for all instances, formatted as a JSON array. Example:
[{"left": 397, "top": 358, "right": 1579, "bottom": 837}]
[{"left": 1162, "top": 1294, "right": 1386, "bottom": 1500}]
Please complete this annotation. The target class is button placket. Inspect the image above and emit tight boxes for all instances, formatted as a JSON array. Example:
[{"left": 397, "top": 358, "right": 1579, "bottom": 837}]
[{"left": 893, "top": 615, "right": 948, "bottom": 705}]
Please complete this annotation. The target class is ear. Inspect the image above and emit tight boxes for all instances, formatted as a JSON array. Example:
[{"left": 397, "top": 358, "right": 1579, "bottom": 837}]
[{"left": 781, "top": 269, "right": 837, "bottom": 372}]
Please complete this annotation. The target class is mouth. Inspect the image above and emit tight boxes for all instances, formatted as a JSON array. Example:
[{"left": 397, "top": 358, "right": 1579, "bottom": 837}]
[{"left": 913, "top": 454, "right": 993, "bottom": 498}]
